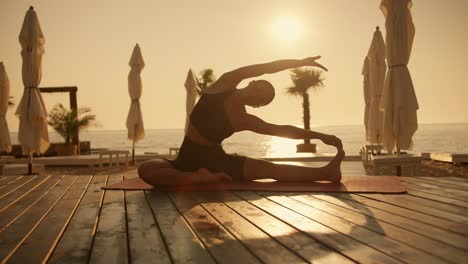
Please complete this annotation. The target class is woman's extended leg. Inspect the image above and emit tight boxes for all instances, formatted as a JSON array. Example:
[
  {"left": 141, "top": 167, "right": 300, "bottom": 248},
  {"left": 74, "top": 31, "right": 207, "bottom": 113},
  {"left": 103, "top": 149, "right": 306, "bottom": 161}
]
[
  {"left": 242, "top": 149, "right": 345, "bottom": 182},
  {"left": 138, "top": 158, "right": 232, "bottom": 186},
  {"left": 138, "top": 159, "right": 193, "bottom": 186}
]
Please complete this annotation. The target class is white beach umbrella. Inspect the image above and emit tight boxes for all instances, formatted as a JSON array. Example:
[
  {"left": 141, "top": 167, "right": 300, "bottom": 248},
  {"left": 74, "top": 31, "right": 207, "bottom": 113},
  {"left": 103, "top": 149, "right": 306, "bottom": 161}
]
[
  {"left": 184, "top": 69, "right": 198, "bottom": 133},
  {"left": 367, "top": 27, "right": 387, "bottom": 145},
  {"left": 380, "top": 0, "right": 418, "bottom": 153},
  {"left": 0, "top": 62, "right": 12, "bottom": 153},
  {"left": 15, "top": 6, "right": 49, "bottom": 173},
  {"left": 126, "top": 43, "right": 145, "bottom": 163},
  {"left": 362, "top": 57, "right": 371, "bottom": 141}
]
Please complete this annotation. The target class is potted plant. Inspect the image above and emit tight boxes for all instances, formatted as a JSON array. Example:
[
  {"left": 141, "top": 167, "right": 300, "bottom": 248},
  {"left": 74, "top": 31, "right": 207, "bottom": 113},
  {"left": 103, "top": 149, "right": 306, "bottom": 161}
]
[
  {"left": 286, "top": 68, "right": 325, "bottom": 153},
  {"left": 47, "top": 103, "right": 96, "bottom": 156}
]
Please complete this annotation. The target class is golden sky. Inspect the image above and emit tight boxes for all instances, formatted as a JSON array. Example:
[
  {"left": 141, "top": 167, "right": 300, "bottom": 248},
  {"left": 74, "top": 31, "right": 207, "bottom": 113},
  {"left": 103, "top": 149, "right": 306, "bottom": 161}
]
[{"left": 1, "top": 0, "right": 467, "bottom": 131}]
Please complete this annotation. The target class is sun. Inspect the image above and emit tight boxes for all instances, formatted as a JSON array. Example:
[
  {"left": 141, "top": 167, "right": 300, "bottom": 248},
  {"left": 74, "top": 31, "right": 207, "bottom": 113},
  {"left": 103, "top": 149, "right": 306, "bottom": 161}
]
[{"left": 272, "top": 16, "right": 304, "bottom": 43}]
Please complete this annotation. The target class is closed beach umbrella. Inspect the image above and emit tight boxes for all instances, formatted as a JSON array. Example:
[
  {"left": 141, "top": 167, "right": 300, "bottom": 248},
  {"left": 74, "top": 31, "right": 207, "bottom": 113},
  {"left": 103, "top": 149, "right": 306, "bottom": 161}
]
[
  {"left": 367, "top": 26, "right": 387, "bottom": 145},
  {"left": 184, "top": 69, "right": 197, "bottom": 133},
  {"left": 0, "top": 62, "right": 12, "bottom": 153},
  {"left": 362, "top": 57, "right": 371, "bottom": 141},
  {"left": 380, "top": 0, "right": 418, "bottom": 153},
  {"left": 15, "top": 6, "right": 49, "bottom": 173},
  {"left": 126, "top": 43, "right": 145, "bottom": 163}
]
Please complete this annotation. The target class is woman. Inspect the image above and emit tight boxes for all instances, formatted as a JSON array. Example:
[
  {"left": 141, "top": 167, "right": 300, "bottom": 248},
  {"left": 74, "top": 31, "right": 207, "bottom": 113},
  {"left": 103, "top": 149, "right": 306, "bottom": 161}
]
[{"left": 138, "top": 56, "right": 345, "bottom": 186}]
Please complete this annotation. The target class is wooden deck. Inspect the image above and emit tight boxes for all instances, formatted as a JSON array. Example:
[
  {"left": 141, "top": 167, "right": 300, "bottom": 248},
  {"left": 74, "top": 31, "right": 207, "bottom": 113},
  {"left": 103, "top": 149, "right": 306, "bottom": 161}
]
[{"left": 1, "top": 173, "right": 467, "bottom": 263}]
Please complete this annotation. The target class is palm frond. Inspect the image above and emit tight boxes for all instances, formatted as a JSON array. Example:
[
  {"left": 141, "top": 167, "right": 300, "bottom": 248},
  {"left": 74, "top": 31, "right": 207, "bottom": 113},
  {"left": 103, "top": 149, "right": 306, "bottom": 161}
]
[
  {"left": 48, "top": 103, "right": 97, "bottom": 144},
  {"left": 196, "top": 68, "right": 216, "bottom": 95},
  {"left": 285, "top": 67, "right": 326, "bottom": 132},
  {"left": 288, "top": 68, "right": 325, "bottom": 94},
  {"left": 285, "top": 86, "right": 303, "bottom": 97}
]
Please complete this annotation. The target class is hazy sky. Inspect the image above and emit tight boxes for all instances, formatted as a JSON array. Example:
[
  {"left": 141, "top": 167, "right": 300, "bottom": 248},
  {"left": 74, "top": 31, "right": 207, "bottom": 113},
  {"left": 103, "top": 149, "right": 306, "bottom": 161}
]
[{"left": 1, "top": 0, "right": 467, "bottom": 131}]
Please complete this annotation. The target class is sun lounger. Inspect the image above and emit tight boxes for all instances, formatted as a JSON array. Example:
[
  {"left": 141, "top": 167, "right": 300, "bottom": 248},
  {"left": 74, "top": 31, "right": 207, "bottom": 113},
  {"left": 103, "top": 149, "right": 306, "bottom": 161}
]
[
  {"left": 360, "top": 144, "right": 384, "bottom": 161},
  {"left": 371, "top": 154, "right": 423, "bottom": 176},
  {"left": 169, "top": 147, "right": 180, "bottom": 157},
  {"left": 97, "top": 150, "right": 130, "bottom": 167},
  {"left": 430, "top": 152, "right": 468, "bottom": 164}
]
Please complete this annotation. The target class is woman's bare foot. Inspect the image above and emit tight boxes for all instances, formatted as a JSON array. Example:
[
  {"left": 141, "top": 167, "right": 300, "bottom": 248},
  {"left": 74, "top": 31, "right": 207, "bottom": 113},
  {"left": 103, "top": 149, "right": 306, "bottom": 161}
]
[{"left": 324, "top": 149, "right": 345, "bottom": 182}]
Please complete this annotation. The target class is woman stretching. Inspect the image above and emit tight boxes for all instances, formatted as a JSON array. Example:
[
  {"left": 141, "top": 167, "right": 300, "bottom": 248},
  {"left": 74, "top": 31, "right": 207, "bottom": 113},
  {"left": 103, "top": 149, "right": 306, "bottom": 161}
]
[{"left": 138, "top": 56, "right": 345, "bottom": 185}]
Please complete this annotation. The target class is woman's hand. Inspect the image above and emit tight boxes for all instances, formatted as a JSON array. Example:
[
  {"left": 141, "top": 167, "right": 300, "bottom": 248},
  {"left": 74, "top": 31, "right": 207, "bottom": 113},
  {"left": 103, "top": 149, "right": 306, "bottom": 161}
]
[
  {"left": 194, "top": 168, "right": 233, "bottom": 184},
  {"left": 321, "top": 134, "right": 343, "bottom": 150},
  {"left": 302, "top": 56, "right": 328, "bottom": 71}
]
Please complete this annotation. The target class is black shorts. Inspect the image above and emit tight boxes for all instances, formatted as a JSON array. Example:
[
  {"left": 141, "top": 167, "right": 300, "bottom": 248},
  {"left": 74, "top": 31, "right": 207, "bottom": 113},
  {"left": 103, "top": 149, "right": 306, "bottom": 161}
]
[{"left": 168, "top": 137, "right": 247, "bottom": 182}]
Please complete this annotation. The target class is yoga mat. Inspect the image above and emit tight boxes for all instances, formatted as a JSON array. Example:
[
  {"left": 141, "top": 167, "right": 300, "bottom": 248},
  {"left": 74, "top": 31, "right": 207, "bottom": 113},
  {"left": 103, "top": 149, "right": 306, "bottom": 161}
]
[{"left": 102, "top": 176, "right": 406, "bottom": 193}]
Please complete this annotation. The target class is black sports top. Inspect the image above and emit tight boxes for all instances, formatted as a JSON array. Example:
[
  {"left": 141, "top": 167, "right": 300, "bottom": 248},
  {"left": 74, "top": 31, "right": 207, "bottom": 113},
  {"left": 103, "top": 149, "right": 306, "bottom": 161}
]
[{"left": 190, "top": 91, "right": 235, "bottom": 144}]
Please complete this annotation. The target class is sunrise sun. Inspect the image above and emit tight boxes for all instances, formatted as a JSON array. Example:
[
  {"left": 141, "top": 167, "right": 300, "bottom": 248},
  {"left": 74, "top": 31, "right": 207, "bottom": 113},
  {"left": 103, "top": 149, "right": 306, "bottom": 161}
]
[{"left": 272, "top": 16, "right": 304, "bottom": 43}]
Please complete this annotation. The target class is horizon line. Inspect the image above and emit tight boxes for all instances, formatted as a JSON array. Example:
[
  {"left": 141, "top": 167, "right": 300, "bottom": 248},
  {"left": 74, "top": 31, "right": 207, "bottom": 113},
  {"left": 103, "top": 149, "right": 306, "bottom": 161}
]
[{"left": 7, "top": 121, "right": 468, "bottom": 133}]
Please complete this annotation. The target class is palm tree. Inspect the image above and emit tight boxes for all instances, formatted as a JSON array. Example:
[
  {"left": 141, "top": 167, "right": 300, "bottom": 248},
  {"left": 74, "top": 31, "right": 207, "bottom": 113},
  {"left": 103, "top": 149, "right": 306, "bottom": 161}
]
[
  {"left": 47, "top": 103, "right": 96, "bottom": 145},
  {"left": 286, "top": 67, "right": 325, "bottom": 147},
  {"left": 196, "top": 68, "right": 216, "bottom": 96}
]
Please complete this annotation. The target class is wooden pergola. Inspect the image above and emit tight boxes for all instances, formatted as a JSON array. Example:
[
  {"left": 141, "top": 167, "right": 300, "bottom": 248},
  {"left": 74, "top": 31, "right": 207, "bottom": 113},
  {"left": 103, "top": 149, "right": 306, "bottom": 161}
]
[{"left": 38, "top": 86, "right": 80, "bottom": 154}]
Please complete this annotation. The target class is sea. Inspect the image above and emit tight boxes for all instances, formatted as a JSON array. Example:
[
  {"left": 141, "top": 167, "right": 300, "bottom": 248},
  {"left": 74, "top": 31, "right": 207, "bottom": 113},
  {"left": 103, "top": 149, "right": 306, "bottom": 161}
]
[{"left": 9, "top": 123, "right": 468, "bottom": 158}]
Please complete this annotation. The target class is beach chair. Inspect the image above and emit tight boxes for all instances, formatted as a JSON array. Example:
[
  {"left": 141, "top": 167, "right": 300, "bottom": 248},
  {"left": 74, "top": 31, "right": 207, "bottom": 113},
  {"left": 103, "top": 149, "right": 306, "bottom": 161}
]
[
  {"left": 371, "top": 154, "right": 422, "bottom": 176},
  {"left": 360, "top": 144, "right": 384, "bottom": 161},
  {"left": 430, "top": 152, "right": 468, "bottom": 165}
]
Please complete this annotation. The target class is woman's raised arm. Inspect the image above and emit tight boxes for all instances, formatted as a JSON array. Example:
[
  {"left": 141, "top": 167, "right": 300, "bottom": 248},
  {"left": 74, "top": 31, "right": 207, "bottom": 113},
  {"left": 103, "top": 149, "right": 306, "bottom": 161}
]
[{"left": 223, "top": 56, "right": 328, "bottom": 82}]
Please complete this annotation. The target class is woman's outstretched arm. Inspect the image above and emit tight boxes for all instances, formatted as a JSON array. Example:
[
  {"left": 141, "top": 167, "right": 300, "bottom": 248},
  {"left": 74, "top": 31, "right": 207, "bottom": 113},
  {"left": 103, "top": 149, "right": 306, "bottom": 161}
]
[
  {"left": 235, "top": 114, "right": 343, "bottom": 150},
  {"left": 223, "top": 56, "right": 328, "bottom": 82}
]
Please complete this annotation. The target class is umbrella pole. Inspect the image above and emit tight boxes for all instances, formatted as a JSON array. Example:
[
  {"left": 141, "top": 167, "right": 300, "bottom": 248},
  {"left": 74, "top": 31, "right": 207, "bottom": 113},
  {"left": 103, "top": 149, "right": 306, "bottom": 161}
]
[
  {"left": 132, "top": 140, "right": 135, "bottom": 166},
  {"left": 396, "top": 147, "right": 402, "bottom": 176},
  {"left": 28, "top": 154, "right": 33, "bottom": 175}
]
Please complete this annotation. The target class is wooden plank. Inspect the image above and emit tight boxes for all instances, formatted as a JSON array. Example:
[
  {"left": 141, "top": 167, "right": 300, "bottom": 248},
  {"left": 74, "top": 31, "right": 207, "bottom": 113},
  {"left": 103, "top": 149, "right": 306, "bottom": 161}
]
[
  {"left": 260, "top": 192, "right": 441, "bottom": 264},
  {"left": 360, "top": 193, "right": 468, "bottom": 224},
  {"left": 48, "top": 175, "right": 107, "bottom": 264},
  {"left": 191, "top": 192, "right": 306, "bottom": 263},
  {"left": 330, "top": 193, "right": 468, "bottom": 247},
  {"left": 145, "top": 191, "right": 214, "bottom": 264},
  {"left": 0, "top": 176, "right": 51, "bottom": 211},
  {"left": 235, "top": 191, "right": 401, "bottom": 264},
  {"left": 89, "top": 175, "right": 128, "bottom": 264},
  {"left": 407, "top": 189, "right": 468, "bottom": 208},
  {"left": 0, "top": 175, "right": 22, "bottom": 188},
  {"left": 0, "top": 176, "right": 59, "bottom": 230},
  {"left": 0, "top": 176, "right": 34, "bottom": 197},
  {"left": 409, "top": 177, "right": 468, "bottom": 190},
  {"left": 446, "top": 176, "right": 468, "bottom": 183},
  {"left": 291, "top": 193, "right": 468, "bottom": 263},
  {"left": 404, "top": 181, "right": 468, "bottom": 201},
  {"left": 198, "top": 191, "right": 353, "bottom": 264},
  {"left": 126, "top": 189, "right": 171, "bottom": 264},
  {"left": 349, "top": 193, "right": 468, "bottom": 237},
  {"left": 39, "top": 86, "right": 78, "bottom": 93},
  {"left": 0, "top": 175, "right": 77, "bottom": 261},
  {"left": 418, "top": 177, "right": 468, "bottom": 188},
  {"left": 6, "top": 176, "right": 92, "bottom": 263},
  {"left": 361, "top": 192, "right": 468, "bottom": 218},
  {"left": 168, "top": 192, "right": 261, "bottom": 264}
]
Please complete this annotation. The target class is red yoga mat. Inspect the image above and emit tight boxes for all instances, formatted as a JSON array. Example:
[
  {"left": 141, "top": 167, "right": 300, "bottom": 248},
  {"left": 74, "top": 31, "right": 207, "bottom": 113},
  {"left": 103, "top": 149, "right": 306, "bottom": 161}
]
[{"left": 102, "top": 176, "right": 406, "bottom": 193}]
